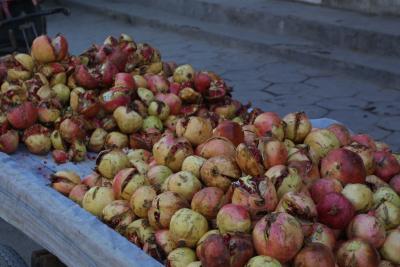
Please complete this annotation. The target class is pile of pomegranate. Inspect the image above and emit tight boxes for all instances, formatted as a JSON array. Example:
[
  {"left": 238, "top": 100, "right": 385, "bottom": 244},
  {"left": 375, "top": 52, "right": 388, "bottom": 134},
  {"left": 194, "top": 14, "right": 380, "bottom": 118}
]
[{"left": 1, "top": 34, "right": 400, "bottom": 267}]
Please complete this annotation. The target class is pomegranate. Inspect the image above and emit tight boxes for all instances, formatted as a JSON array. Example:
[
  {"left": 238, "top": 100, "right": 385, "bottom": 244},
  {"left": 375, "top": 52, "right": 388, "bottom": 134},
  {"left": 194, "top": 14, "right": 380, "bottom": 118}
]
[
  {"left": 374, "top": 201, "right": 400, "bottom": 230},
  {"left": 191, "top": 187, "right": 226, "bottom": 220},
  {"left": 199, "top": 233, "right": 254, "bottom": 267},
  {"left": 166, "top": 247, "right": 196, "bottom": 267},
  {"left": 380, "top": 228, "right": 400, "bottom": 264},
  {"left": 125, "top": 218, "right": 155, "bottom": 247},
  {"left": 88, "top": 128, "right": 108, "bottom": 152},
  {"left": 213, "top": 120, "right": 244, "bottom": 146},
  {"left": 113, "top": 106, "right": 143, "bottom": 134},
  {"left": 112, "top": 168, "right": 148, "bottom": 200},
  {"left": 304, "top": 129, "right": 340, "bottom": 163},
  {"left": 152, "top": 134, "right": 193, "bottom": 172},
  {"left": 181, "top": 155, "right": 206, "bottom": 178},
  {"left": 230, "top": 176, "right": 277, "bottom": 219},
  {"left": 23, "top": 124, "right": 51, "bottom": 155},
  {"left": 366, "top": 174, "right": 389, "bottom": 191},
  {"left": 342, "top": 183, "right": 373, "bottom": 212},
  {"left": 6, "top": 101, "right": 37, "bottom": 129},
  {"left": 373, "top": 186, "right": 400, "bottom": 208},
  {"left": 293, "top": 243, "right": 335, "bottom": 267},
  {"left": 282, "top": 112, "right": 312, "bottom": 143},
  {"left": 82, "top": 186, "right": 115, "bottom": 217},
  {"left": 146, "top": 74, "right": 169, "bottom": 93},
  {"left": 96, "top": 149, "right": 130, "bottom": 179},
  {"left": 275, "top": 191, "right": 317, "bottom": 221},
  {"left": 258, "top": 138, "right": 288, "bottom": 169},
  {"left": 102, "top": 200, "right": 135, "bottom": 233},
  {"left": 100, "top": 87, "right": 131, "bottom": 113},
  {"left": 148, "top": 191, "right": 189, "bottom": 229},
  {"left": 0, "top": 129, "right": 19, "bottom": 154},
  {"left": 320, "top": 148, "right": 366, "bottom": 184},
  {"left": 133, "top": 75, "right": 147, "bottom": 88},
  {"left": 68, "top": 184, "right": 89, "bottom": 206},
  {"left": 317, "top": 192, "right": 355, "bottom": 229},
  {"left": 163, "top": 171, "right": 202, "bottom": 201},
  {"left": 130, "top": 185, "right": 156, "bottom": 218},
  {"left": 245, "top": 256, "right": 282, "bottom": 267},
  {"left": 351, "top": 134, "right": 377, "bottom": 150},
  {"left": 307, "top": 223, "right": 336, "bottom": 250},
  {"left": 347, "top": 214, "right": 386, "bottom": 248},
  {"left": 176, "top": 116, "right": 213, "bottom": 145},
  {"left": 253, "top": 112, "right": 284, "bottom": 140},
  {"left": 105, "top": 131, "right": 129, "bottom": 149},
  {"left": 147, "top": 100, "right": 170, "bottom": 120},
  {"left": 69, "top": 139, "right": 87, "bottom": 162},
  {"left": 6, "top": 53, "right": 34, "bottom": 81},
  {"left": 50, "top": 171, "right": 81, "bottom": 196},
  {"left": 373, "top": 151, "right": 400, "bottom": 182},
  {"left": 81, "top": 172, "right": 102, "bottom": 188},
  {"left": 114, "top": 72, "right": 135, "bottom": 89},
  {"left": 155, "top": 93, "right": 182, "bottom": 115},
  {"left": 336, "top": 238, "right": 380, "bottom": 267},
  {"left": 310, "top": 178, "right": 343, "bottom": 204},
  {"left": 169, "top": 208, "right": 208, "bottom": 247},
  {"left": 216, "top": 204, "right": 251, "bottom": 234},
  {"left": 195, "top": 137, "right": 236, "bottom": 159},
  {"left": 235, "top": 143, "right": 264, "bottom": 177},
  {"left": 264, "top": 165, "right": 303, "bottom": 199},
  {"left": 345, "top": 143, "right": 376, "bottom": 175},
  {"left": 173, "top": 64, "right": 195, "bottom": 83},
  {"left": 243, "top": 124, "right": 258, "bottom": 146},
  {"left": 73, "top": 65, "right": 99, "bottom": 89},
  {"left": 389, "top": 175, "right": 400, "bottom": 194},
  {"left": 155, "top": 230, "right": 177, "bottom": 255},
  {"left": 327, "top": 123, "right": 351, "bottom": 146},
  {"left": 252, "top": 212, "right": 304, "bottom": 263},
  {"left": 186, "top": 262, "right": 201, "bottom": 267},
  {"left": 375, "top": 141, "right": 391, "bottom": 152},
  {"left": 31, "top": 35, "right": 68, "bottom": 63},
  {"left": 194, "top": 71, "right": 211, "bottom": 94},
  {"left": 146, "top": 165, "right": 172, "bottom": 193},
  {"left": 200, "top": 156, "right": 241, "bottom": 192},
  {"left": 59, "top": 116, "right": 86, "bottom": 143}
]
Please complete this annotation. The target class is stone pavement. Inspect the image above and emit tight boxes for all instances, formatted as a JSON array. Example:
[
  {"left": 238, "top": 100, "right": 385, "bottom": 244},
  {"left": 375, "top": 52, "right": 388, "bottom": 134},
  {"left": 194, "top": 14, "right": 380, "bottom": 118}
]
[{"left": 1, "top": 2, "right": 400, "bottom": 266}]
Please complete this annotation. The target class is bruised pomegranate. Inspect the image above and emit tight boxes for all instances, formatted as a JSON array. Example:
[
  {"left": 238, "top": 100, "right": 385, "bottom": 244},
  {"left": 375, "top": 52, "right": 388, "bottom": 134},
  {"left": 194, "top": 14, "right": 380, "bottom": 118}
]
[
  {"left": 307, "top": 223, "right": 336, "bottom": 250},
  {"left": 100, "top": 87, "right": 131, "bottom": 113},
  {"left": 352, "top": 134, "right": 377, "bottom": 150},
  {"left": 0, "top": 129, "right": 19, "bottom": 154},
  {"left": 317, "top": 192, "right": 355, "bottom": 229},
  {"left": 166, "top": 247, "right": 196, "bottom": 267},
  {"left": 347, "top": 214, "right": 386, "bottom": 248},
  {"left": 23, "top": 124, "right": 51, "bottom": 155},
  {"left": 336, "top": 238, "right": 380, "bottom": 267},
  {"left": 200, "top": 156, "right": 241, "bottom": 192},
  {"left": 155, "top": 230, "right": 177, "bottom": 255},
  {"left": 216, "top": 204, "right": 251, "bottom": 234},
  {"left": 253, "top": 112, "right": 284, "bottom": 140},
  {"left": 146, "top": 165, "right": 172, "bottom": 193},
  {"left": 194, "top": 71, "right": 211, "bottom": 94},
  {"left": 155, "top": 93, "right": 182, "bottom": 115},
  {"left": 245, "top": 256, "right": 281, "bottom": 267},
  {"left": 310, "top": 178, "right": 343, "bottom": 204},
  {"left": 264, "top": 165, "right": 303, "bottom": 199},
  {"left": 342, "top": 183, "right": 373, "bottom": 212},
  {"left": 345, "top": 143, "right": 376, "bottom": 175},
  {"left": 374, "top": 201, "right": 400, "bottom": 230},
  {"left": 68, "top": 184, "right": 89, "bottom": 206},
  {"left": 31, "top": 35, "right": 68, "bottom": 63},
  {"left": 294, "top": 243, "right": 335, "bottom": 267},
  {"left": 102, "top": 200, "right": 135, "bottom": 233},
  {"left": 112, "top": 168, "right": 148, "bottom": 200},
  {"left": 283, "top": 112, "right": 312, "bottom": 143},
  {"left": 252, "top": 212, "right": 304, "bottom": 263},
  {"left": 199, "top": 233, "right": 254, "bottom": 267},
  {"left": 96, "top": 149, "right": 130, "bottom": 179},
  {"left": 389, "top": 175, "right": 400, "bottom": 194},
  {"left": 59, "top": 116, "right": 86, "bottom": 143},
  {"left": 148, "top": 191, "right": 189, "bottom": 229},
  {"left": 152, "top": 133, "right": 193, "bottom": 172},
  {"left": 327, "top": 123, "right": 352, "bottom": 146},
  {"left": 230, "top": 176, "right": 276, "bottom": 219},
  {"left": 130, "top": 185, "right": 157, "bottom": 218},
  {"left": 373, "top": 151, "right": 400, "bottom": 182},
  {"left": 304, "top": 129, "right": 340, "bottom": 163},
  {"left": 181, "top": 155, "right": 206, "bottom": 178},
  {"left": 191, "top": 187, "right": 226, "bottom": 220},
  {"left": 320, "top": 148, "right": 366, "bottom": 184},
  {"left": 275, "top": 191, "right": 317, "bottom": 222},
  {"left": 235, "top": 143, "right": 264, "bottom": 177},
  {"left": 50, "top": 171, "right": 81, "bottom": 196}
]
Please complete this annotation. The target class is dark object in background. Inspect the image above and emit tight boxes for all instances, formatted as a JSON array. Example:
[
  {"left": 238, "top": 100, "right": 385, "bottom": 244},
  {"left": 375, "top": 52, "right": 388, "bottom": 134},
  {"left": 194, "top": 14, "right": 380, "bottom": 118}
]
[
  {"left": 0, "top": 243, "right": 28, "bottom": 267},
  {"left": 0, "top": 0, "right": 69, "bottom": 54},
  {"left": 31, "top": 250, "right": 66, "bottom": 267}
]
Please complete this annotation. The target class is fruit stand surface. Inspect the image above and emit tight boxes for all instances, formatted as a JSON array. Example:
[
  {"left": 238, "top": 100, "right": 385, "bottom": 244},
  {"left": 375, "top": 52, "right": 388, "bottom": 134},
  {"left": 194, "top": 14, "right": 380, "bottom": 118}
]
[{"left": 0, "top": 118, "right": 338, "bottom": 267}]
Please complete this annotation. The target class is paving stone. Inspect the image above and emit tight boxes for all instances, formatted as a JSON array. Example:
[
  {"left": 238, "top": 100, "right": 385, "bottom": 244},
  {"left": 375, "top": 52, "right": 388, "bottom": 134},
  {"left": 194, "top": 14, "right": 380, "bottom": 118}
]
[
  {"left": 262, "top": 83, "right": 316, "bottom": 96},
  {"left": 315, "top": 97, "right": 368, "bottom": 110},
  {"left": 304, "top": 77, "right": 366, "bottom": 97},
  {"left": 382, "top": 132, "right": 400, "bottom": 152},
  {"left": 326, "top": 109, "right": 379, "bottom": 133},
  {"left": 376, "top": 116, "right": 400, "bottom": 131}
]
